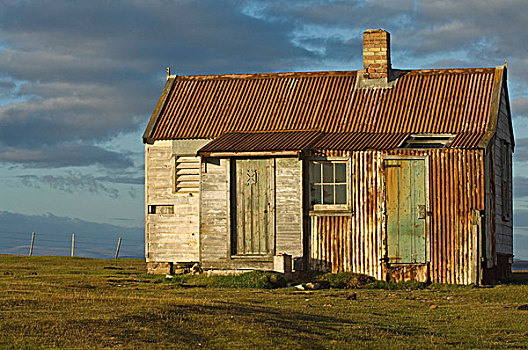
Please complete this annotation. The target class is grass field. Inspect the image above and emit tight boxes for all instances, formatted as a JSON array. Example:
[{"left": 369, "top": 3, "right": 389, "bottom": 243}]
[{"left": 0, "top": 255, "right": 527, "bottom": 349}]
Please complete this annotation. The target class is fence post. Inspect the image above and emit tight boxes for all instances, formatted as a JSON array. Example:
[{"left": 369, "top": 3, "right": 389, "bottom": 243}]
[
  {"left": 115, "top": 237, "right": 122, "bottom": 259},
  {"left": 29, "top": 232, "right": 35, "bottom": 256},
  {"left": 71, "top": 232, "right": 75, "bottom": 257}
]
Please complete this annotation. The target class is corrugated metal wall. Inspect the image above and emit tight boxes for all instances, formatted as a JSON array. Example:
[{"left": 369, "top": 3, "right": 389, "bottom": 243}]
[{"left": 308, "top": 149, "right": 485, "bottom": 284}]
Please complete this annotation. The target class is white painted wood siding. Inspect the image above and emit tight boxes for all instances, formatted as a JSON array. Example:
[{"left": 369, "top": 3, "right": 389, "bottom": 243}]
[
  {"left": 275, "top": 158, "right": 303, "bottom": 258},
  {"left": 145, "top": 140, "right": 201, "bottom": 263}
]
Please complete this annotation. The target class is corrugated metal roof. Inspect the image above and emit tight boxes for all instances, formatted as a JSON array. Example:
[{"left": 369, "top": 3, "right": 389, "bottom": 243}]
[
  {"left": 311, "top": 132, "right": 409, "bottom": 151},
  {"left": 144, "top": 67, "right": 502, "bottom": 149},
  {"left": 198, "top": 130, "right": 321, "bottom": 153},
  {"left": 197, "top": 131, "right": 480, "bottom": 155}
]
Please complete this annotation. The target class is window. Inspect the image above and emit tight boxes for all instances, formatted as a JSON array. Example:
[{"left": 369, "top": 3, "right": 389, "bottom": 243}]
[{"left": 309, "top": 161, "right": 348, "bottom": 210}]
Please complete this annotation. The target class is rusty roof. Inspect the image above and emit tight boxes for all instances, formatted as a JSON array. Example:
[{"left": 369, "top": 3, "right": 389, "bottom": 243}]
[
  {"left": 198, "top": 130, "right": 321, "bottom": 154},
  {"left": 143, "top": 66, "right": 506, "bottom": 150},
  {"left": 196, "top": 131, "right": 482, "bottom": 156}
]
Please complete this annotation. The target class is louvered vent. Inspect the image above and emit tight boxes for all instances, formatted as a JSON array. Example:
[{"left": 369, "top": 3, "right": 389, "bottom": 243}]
[{"left": 174, "top": 156, "right": 200, "bottom": 193}]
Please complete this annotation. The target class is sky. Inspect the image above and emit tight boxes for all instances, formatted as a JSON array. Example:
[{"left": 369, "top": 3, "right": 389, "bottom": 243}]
[{"left": 0, "top": 0, "right": 527, "bottom": 260}]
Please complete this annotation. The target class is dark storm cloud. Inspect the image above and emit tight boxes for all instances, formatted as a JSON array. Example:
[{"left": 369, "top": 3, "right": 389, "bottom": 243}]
[
  {"left": 0, "top": 0, "right": 309, "bottom": 168},
  {"left": 253, "top": 0, "right": 528, "bottom": 68},
  {"left": 0, "top": 144, "right": 133, "bottom": 168},
  {"left": 1, "top": 0, "right": 528, "bottom": 169}
]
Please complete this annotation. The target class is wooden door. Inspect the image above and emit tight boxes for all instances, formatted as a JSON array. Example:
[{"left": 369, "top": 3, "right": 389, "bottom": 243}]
[
  {"left": 385, "top": 159, "right": 426, "bottom": 264},
  {"left": 233, "top": 159, "right": 274, "bottom": 256}
]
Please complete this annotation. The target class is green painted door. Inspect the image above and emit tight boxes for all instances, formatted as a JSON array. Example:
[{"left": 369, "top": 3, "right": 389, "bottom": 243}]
[
  {"left": 234, "top": 159, "right": 274, "bottom": 256},
  {"left": 385, "top": 159, "right": 426, "bottom": 264}
]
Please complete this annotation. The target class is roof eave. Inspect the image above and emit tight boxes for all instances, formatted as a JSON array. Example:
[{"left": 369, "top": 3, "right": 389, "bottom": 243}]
[
  {"left": 142, "top": 76, "right": 176, "bottom": 144},
  {"left": 477, "top": 65, "right": 505, "bottom": 149}
]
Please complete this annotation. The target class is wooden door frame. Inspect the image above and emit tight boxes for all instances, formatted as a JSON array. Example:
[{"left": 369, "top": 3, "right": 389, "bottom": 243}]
[
  {"left": 228, "top": 157, "right": 276, "bottom": 259},
  {"left": 382, "top": 155, "right": 430, "bottom": 265}
]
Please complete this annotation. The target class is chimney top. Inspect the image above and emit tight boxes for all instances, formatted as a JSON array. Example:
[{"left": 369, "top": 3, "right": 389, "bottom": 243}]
[{"left": 362, "top": 29, "right": 391, "bottom": 80}]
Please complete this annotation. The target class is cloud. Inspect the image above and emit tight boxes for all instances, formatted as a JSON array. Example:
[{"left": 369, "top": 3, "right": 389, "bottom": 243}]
[
  {"left": 0, "top": 0, "right": 315, "bottom": 169},
  {"left": 514, "top": 176, "right": 528, "bottom": 198},
  {"left": 0, "top": 144, "right": 134, "bottom": 168},
  {"left": 513, "top": 227, "right": 528, "bottom": 260},
  {"left": 513, "top": 138, "right": 528, "bottom": 163},
  {"left": 0, "top": 79, "right": 16, "bottom": 94},
  {"left": 250, "top": 0, "right": 528, "bottom": 70},
  {"left": 514, "top": 208, "right": 528, "bottom": 227},
  {"left": 14, "top": 170, "right": 142, "bottom": 198},
  {"left": 0, "top": 1, "right": 527, "bottom": 167},
  {"left": 512, "top": 97, "right": 528, "bottom": 119}
]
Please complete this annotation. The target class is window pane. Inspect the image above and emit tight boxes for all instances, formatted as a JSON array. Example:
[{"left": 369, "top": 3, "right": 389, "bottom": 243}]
[
  {"left": 310, "top": 162, "right": 321, "bottom": 183},
  {"left": 322, "top": 185, "right": 334, "bottom": 204},
  {"left": 335, "top": 163, "right": 346, "bottom": 183},
  {"left": 335, "top": 185, "right": 347, "bottom": 204},
  {"left": 322, "top": 163, "right": 333, "bottom": 183},
  {"left": 310, "top": 185, "right": 321, "bottom": 205}
]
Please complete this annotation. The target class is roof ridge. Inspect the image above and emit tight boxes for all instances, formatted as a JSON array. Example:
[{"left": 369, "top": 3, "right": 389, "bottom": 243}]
[
  {"left": 221, "top": 129, "right": 321, "bottom": 134},
  {"left": 172, "top": 67, "right": 496, "bottom": 81}
]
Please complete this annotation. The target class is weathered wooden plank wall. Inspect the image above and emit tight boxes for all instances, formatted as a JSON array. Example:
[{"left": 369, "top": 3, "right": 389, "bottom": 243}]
[
  {"left": 200, "top": 158, "right": 229, "bottom": 264},
  {"left": 199, "top": 157, "right": 303, "bottom": 269},
  {"left": 492, "top": 88, "right": 513, "bottom": 257},
  {"left": 275, "top": 158, "right": 303, "bottom": 258},
  {"left": 145, "top": 140, "right": 200, "bottom": 262}
]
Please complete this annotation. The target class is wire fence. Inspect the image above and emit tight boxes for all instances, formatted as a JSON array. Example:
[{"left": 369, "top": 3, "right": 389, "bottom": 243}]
[{"left": 0, "top": 229, "right": 144, "bottom": 259}]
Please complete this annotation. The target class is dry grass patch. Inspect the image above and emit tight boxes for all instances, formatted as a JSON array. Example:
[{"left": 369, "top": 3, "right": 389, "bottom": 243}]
[{"left": 0, "top": 255, "right": 527, "bottom": 349}]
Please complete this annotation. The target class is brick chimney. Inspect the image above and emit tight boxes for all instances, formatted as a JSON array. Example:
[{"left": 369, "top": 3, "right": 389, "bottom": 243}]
[{"left": 363, "top": 29, "right": 391, "bottom": 79}]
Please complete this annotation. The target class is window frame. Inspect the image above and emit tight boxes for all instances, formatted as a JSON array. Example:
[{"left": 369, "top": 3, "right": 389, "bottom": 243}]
[{"left": 307, "top": 158, "right": 350, "bottom": 212}]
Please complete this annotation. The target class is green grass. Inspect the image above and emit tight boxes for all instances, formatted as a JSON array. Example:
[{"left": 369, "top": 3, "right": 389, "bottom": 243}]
[{"left": 1, "top": 255, "right": 527, "bottom": 349}]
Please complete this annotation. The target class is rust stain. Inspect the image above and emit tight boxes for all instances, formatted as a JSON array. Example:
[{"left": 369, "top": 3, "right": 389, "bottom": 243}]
[{"left": 309, "top": 149, "right": 485, "bottom": 284}]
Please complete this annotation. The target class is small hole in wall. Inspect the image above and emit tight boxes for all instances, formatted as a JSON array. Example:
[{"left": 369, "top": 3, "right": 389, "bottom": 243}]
[{"left": 148, "top": 205, "right": 174, "bottom": 214}]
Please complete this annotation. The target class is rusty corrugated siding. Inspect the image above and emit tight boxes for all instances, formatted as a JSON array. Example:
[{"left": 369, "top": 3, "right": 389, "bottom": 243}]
[
  {"left": 148, "top": 68, "right": 496, "bottom": 146},
  {"left": 309, "top": 149, "right": 485, "bottom": 284},
  {"left": 310, "top": 151, "right": 384, "bottom": 279}
]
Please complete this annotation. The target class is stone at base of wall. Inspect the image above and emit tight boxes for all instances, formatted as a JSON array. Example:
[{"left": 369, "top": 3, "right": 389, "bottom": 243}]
[
  {"left": 146, "top": 262, "right": 173, "bottom": 275},
  {"left": 146, "top": 262, "right": 198, "bottom": 275}
]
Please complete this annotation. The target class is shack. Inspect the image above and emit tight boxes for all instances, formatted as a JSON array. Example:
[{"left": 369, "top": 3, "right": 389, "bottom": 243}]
[{"left": 142, "top": 29, "right": 514, "bottom": 284}]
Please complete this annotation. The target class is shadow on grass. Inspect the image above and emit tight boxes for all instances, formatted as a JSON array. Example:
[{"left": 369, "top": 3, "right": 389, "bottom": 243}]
[
  {"left": 109, "top": 299, "right": 443, "bottom": 348},
  {"left": 504, "top": 272, "right": 528, "bottom": 285}
]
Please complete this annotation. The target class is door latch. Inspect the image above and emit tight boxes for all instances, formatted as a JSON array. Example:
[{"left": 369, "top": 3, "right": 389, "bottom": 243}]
[{"left": 418, "top": 205, "right": 426, "bottom": 219}]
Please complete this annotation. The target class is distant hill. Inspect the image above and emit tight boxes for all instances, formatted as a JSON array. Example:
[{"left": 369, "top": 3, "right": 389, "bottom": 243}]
[
  {"left": 0, "top": 211, "right": 143, "bottom": 259},
  {"left": 513, "top": 259, "right": 528, "bottom": 271}
]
